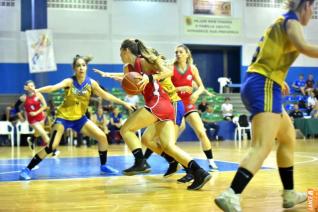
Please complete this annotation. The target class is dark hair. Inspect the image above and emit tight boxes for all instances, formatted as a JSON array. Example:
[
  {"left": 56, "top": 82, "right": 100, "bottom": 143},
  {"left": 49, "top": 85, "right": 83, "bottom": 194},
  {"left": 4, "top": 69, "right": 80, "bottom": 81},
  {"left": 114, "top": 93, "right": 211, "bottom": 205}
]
[
  {"left": 120, "top": 39, "right": 162, "bottom": 64},
  {"left": 72, "top": 54, "right": 93, "bottom": 69},
  {"left": 284, "top": 0, "right": 315, "bottom": 11},
  {"left": 24, "top": 80, "right": 34, "bottom": 86}
]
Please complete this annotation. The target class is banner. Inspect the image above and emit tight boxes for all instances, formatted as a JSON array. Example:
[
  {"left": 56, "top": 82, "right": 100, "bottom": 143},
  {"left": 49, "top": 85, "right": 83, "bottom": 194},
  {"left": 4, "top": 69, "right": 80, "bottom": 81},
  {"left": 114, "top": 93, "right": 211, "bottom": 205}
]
[
  {"left": 26, "top": 29, "right": 57, "bottom": 73},
  {"left": 193, "top": 0, "right": 231, "bottom": 16},
  {"left": 184, "top": 16, "right": 241, "bottom": 36}
]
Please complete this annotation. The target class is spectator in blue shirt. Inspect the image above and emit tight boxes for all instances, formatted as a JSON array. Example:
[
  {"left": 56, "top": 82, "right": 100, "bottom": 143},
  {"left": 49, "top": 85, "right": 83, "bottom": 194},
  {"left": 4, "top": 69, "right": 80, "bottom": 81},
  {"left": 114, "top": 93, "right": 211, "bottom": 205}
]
[{"left": 291, "top": 74, "right": 306, "bottom": 95}]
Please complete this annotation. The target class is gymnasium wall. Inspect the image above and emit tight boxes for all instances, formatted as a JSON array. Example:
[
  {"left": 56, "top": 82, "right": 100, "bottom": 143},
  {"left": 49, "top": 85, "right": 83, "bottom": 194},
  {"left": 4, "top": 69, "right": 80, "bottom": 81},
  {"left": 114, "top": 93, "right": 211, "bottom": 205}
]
[{"left": 0, "top": 0, "right": 318, "bottom": 94}]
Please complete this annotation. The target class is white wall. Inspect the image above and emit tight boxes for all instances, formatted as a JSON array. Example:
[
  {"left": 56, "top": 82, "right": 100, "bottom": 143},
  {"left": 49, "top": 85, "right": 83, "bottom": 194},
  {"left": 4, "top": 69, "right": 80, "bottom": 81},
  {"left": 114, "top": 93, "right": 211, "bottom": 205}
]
[{"left": 1, "top": 0, "right": 318, "bottom": 67}]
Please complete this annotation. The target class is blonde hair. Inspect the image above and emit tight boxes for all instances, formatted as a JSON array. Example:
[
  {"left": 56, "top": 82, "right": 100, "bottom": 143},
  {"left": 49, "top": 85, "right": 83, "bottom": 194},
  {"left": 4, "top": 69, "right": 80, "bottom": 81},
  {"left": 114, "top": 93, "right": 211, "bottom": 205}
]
[
  {"left": 284, "top": 0, "right": 315, "bottom": 11},
  {"left": 173, "top": 44, "right": 194, "bottom": 66}
]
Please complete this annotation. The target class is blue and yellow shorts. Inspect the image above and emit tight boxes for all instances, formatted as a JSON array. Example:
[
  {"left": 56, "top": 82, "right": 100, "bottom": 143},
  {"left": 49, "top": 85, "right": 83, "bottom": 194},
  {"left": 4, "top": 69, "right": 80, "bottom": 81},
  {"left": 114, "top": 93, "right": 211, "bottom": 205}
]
[
  {"left": 55, "top": 115, "right": 88, "bottom": 132},
  {"left": 241, "top": 73, "right": 282, "bottom": 117},
  {"left": 173, "top": 100, "right": 185, "bottom": 126}
]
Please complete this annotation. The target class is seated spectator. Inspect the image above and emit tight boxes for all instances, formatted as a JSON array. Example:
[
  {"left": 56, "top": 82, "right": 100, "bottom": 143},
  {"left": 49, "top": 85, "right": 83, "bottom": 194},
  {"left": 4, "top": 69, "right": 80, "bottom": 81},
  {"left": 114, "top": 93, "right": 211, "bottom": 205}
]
[
  {"left": 198, "top": 97, "right": 208, "bottom": 114},
  {"left": 91, "top": 106, "right": 109, "bottom": 135},
  {"left": 305, "top": 73, "right": 315, "bottom": 95},
  {"left": 307, "top": 91, "right": 317, "bottom": 114},
  {"left": 108, "top": 107, "right": 123, "bottom": 143},
  {"left": 289, "top": 104, "right": 304, "bottom": 120},
  {"left": 310, "top": 102, "right": 318, "bottom": 118},
  {"left": 6, "top": 103, "right": 24, "bottom": 123},
  {"left": 201, "top": 105, "right": 220, "bottom": 140},
  {"left": 292, "top": 74, "right": 306, "bottom": 95},
  {"left": 221, "top": 97, "right": 233, "bottom": 121}
]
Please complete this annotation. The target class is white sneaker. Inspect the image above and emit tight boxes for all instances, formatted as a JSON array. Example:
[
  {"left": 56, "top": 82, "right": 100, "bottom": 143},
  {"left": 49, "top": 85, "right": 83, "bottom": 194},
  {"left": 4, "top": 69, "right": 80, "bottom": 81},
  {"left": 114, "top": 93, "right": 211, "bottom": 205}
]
[
  {"left": 215, "top": 188, "right": 241, "bottom": 212},
  {"left": 282, "top": 190, "right": 307, "bottom": 208},
  {"left": 208, "top": 159, "right": 218, "bottom": 170}
]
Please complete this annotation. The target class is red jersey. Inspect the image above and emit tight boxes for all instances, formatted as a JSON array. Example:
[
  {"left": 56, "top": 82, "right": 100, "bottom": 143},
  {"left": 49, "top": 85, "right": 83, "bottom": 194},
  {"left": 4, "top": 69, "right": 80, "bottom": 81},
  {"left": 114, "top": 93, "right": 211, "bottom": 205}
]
[
  {"left": 127, "top": 57, "right": 174, "bottom": 121},
  {"left": 24, "top": 94, "right": 45, "bottom": 124},
  {"left": 172, "top": 65, "right": 193, "bottom": 99},
  {"left": 171, "top": 65, "right": 197, "bottom": 115}
]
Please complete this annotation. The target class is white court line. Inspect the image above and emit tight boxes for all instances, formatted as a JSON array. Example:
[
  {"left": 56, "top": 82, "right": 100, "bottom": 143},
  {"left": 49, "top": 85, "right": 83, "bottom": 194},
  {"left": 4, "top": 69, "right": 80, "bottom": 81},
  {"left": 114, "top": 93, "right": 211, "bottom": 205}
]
[{"left": 0, "top": 171, "right": 20, "bottom": 175}]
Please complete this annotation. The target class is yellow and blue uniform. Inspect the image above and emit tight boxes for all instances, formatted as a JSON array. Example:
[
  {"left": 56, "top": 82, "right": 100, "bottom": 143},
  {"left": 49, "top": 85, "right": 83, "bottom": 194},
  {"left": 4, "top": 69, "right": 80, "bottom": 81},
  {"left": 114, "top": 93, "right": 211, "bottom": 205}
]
[
  {"left": 159, "top": 77, "right": 185, "bottom": 126},
  {"left": 242, "top": 11, "right": 299, "bottom": 116},
  {"left": 55, "top": 76, "right": 92, "bottom": 132}
]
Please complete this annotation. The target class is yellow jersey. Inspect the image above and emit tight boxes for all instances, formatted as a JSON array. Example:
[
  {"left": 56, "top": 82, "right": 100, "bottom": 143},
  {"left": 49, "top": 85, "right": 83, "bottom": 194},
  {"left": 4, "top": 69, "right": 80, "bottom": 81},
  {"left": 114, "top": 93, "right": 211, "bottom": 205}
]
[
  {"left": 56, "top": 76, "right": 92, "bottom": 120},
  {"left": 248, "top": 11, "right": 300, "bottom": 87},
  {"left": 159, "top": 77, "right": 181, "bottom": 102}
]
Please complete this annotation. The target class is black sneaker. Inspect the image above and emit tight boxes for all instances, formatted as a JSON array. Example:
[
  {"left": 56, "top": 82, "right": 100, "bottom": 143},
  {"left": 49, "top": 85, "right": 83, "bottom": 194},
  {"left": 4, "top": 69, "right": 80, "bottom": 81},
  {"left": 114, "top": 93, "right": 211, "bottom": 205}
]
[
  {"left": 122, "top": 159, "right": 151, "bottom": 176},
  {"left": 163, "top": 161, "right": 180, "bottom": 178},
  {"left": 177, "top": 173, "right": 194, "bottom": 183},
  {"left": 187, "top": 168, "right": 211, "bottom": 190}
]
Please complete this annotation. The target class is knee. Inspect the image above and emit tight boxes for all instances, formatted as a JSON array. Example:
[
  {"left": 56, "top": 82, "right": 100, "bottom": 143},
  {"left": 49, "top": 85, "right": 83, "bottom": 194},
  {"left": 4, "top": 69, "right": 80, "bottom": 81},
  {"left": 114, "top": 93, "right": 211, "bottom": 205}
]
[
  {"left": 141, "top": 135, "right": 149, "bottom": 146},
  {"left": 96, "top": 132, "right": 107, "bottom": 143}
]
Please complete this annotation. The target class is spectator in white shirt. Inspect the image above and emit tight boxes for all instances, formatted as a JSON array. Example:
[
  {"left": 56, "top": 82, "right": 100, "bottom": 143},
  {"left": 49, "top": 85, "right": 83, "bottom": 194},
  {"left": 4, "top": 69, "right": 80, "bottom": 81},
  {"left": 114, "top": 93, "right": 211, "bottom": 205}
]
[
  {"left": 307, "top": 91, "right": 317, "bottom": 114},
  {"left": 221, "top": 97, "right": 233, "bottom": 121}
]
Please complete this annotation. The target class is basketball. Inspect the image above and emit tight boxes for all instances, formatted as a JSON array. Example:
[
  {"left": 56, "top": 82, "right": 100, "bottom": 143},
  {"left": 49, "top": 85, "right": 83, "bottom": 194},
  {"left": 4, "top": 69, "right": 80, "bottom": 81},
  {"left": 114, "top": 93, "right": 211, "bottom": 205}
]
[{"left": 121, "top": 72, "right": 142, "bottom": 95}]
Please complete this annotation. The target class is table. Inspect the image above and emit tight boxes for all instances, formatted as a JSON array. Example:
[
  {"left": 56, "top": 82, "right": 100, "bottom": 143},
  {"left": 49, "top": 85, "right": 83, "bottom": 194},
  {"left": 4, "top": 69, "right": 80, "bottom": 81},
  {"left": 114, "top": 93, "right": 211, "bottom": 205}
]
[{"left": 294, "top": 118, "right": 318, "bottom": 137}]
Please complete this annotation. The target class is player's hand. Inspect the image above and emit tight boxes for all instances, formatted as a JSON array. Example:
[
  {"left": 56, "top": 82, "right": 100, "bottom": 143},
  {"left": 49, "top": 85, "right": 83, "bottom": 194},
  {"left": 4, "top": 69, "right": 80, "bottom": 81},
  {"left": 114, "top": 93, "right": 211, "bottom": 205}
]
[
  {"left": 93, "top": 68, "right": 110, "bottom": 78},
  {"left": 124, "top": 103, "right": 136, "bottom": 112},
  {"left": 190, "top": 93, "right": 199, "bottom": 104},
  {"left": 137, "top": 74, "right": 150, "bottom": 91},
  {"left": 29, "top": 111, "right": 37, "bottom": 116},
  {"left": 282, "top": 81, "right": 290, "bottom": 96},
  {"left": 181, "top": 86, "right": 193, "bottom": 94}
]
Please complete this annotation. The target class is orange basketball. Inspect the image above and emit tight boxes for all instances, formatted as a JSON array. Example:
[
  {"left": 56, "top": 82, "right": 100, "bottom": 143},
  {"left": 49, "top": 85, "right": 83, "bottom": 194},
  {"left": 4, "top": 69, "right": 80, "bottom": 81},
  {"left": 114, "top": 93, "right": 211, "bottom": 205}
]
[{"left": 121, "top": 72, "right": 142, "bottom": 95}]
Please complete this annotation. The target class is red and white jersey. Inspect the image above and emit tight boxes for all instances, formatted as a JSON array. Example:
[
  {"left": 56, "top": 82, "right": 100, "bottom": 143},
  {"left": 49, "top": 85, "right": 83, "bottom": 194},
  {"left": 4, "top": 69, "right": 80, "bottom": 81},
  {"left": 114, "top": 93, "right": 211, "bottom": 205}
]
[
  {"left": 24, "top": 94, "right": 45, "bottom": 124},
  {"left": 171, "top": 65, "right": 193, "bottom": 100},
  {"left": 172, "top": 65, "right": 197, "bottom": 115},
  {"left": 128, "top": 57, "right": 174, "bottom": 121}
]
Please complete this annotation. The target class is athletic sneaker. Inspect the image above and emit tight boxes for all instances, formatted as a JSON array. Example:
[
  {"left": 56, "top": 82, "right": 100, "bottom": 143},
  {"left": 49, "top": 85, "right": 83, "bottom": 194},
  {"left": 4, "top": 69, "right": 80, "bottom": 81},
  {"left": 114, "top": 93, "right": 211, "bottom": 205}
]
[
  {"left": 163, "top": 161, "right": 180, "bottom": 178},
  {"left": 100, "top": 164, "right": 119, "bottom": 175},
  {"left": 208, "top": 159, "right": 218, "bottom": 171},
  {"left": 27, "top": 137, "right": 35, "bottom": 151},
  {"left": 19, "top": 168, "right": 31, "bottom": 180},
  {"left": 177, "top": 172, "right": 194, "bottom": 183},
  {"left": 122, "top": 159, "right": 151, "bottom": 176},
  {"left": 282, "top": 190, "right": 307, "bottom": 208},
  {"left": 214, "top": 188, "right": 241, "bottom": 212},
  {"left": 187, "top": 168, "right": 211, "bottom": 190}
]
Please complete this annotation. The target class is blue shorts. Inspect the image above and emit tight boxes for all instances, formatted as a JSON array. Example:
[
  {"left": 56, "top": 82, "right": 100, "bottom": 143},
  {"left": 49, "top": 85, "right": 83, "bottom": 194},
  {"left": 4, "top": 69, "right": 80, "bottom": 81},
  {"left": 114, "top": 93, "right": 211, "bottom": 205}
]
[
  {"left": 241, "top": 73, "right": 282, "bottom": 117},
  {"left": 55, "top": 116, "right": 88, "bottom": 132},
  {"left": 173, "top": 100, "right": 185, "bottom": 126}
]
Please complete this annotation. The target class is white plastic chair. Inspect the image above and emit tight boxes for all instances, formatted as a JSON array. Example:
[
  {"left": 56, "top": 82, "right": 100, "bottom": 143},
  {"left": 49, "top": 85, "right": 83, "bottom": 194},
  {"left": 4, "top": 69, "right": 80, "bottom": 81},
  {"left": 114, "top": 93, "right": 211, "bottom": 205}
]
[
  {"left": 233, "top": 116, "right": 252, "bottom": 142},
  {"left": 16, "top": 121, "right": 35, "bottom": 147},
  {"left": 218, "top": 77, "right": 231, "bottom": 94},
  {"left": 0, "top": 121, "right": 15, "bottom": 147}
]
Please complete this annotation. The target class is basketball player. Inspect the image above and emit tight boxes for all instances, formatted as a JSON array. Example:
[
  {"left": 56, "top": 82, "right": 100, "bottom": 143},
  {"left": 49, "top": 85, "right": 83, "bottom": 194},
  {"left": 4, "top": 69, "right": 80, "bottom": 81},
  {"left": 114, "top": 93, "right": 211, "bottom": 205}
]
[
  {"left": 14, "top": 80, "right": 59, "bottom": 156},
  {"left": 19, "top": 55, "right": 135, "bottom": 180},
  {"left": 172, "top": 44, "right": 218, "bottom": 183},
  {"left": 96, "top": 39, "right": 211, "bottom": 190},
  {"left": 215, "top": 0, "right": 318, "bottom": 211}
]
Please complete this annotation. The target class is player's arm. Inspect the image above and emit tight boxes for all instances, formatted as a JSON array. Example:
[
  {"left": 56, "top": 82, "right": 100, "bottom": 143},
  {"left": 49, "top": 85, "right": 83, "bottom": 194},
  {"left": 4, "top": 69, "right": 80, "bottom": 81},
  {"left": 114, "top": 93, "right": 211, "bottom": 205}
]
[
  {"left": 91, "top": 80, "right": 135, "bottom": 111},
  {"left": 191, "top": 65, "right": 205, "bottom": 104},
  {"left": 36, "top": 79, "right": 71, "bottom": 93},
  {"left": 287, "top": 20, "right": 318, "bottom": 57}
]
